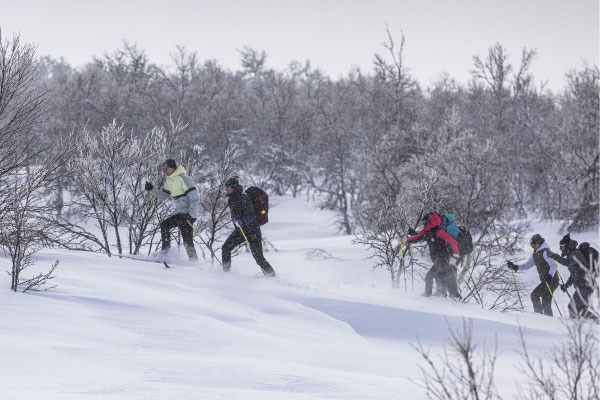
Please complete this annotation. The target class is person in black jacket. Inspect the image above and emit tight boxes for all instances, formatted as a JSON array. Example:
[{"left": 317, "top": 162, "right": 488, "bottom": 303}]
[
  {"left": 221, "top": 176, "right": 276, "bottom": 277},
  {"left": 546, "top": 234, "right": 597, "bottom": 321}
]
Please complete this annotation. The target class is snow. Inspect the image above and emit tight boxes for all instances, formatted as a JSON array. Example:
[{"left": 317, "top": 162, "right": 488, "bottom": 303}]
[{"left": 1, "top": 195, "right": 598, "bottom": 399}]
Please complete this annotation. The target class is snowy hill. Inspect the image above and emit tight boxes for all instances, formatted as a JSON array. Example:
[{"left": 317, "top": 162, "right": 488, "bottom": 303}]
[{"left": 1, "top": 195, "right": 597, "bottom": 399}]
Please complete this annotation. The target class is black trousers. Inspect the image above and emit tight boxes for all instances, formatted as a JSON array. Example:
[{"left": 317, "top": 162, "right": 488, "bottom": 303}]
[
  {"left": 569, "top": 285, "right": 596, "bottom": 320},
  {"left": 222, "top": 227, "right": 276, "bottom": 277},
  {"left": 160, "top": 213, "right": 197, "bottom": 260},
  {"left": 530, "top": 274, "right": 559, "bottom": 316},
  {"left": 424, "top": 260, "right": 461, "bottom": 298}
]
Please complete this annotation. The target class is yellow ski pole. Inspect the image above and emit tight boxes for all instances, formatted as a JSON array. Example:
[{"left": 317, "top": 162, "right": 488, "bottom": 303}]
[
  {"left": 187, "top": 220, "right": 201, "bottom": 236},
  {"left": 235, "top": 221, "right": 251, "bottom": 247},
  {"left": 148, "top": 191, "right": 159, "bottom": 214},
  {"left": 545, "top": 280, "right": 563, "bottom": 318},
  {"left": 399, "top": 236, "right": 405, "bottom": 267}
]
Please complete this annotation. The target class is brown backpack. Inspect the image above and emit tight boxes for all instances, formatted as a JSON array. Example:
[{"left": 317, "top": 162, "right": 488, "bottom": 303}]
[{"left": 245, "top": 186, "right": 269, "bottom": 225}]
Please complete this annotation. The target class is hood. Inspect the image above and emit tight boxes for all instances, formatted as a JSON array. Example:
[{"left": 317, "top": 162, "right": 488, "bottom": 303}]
[
  {"left": 165, "top": 164, "right": 185, "bottom": 182},
  {"left": 427, "top": 213, "right": 442, "bottom": 227},
  {"left": 442, "top": 213, "right": 456, "bottom": 226},
  {"left": 535, "top": 240, "right": 551, "bottom": 253}
]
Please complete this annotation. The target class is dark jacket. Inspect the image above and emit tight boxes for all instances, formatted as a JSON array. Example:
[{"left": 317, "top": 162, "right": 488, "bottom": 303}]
[
  {"left": 550, "top": 239, "right": 592, "bottom": 290},
  {"left": 226, "top": 184, "right": 259, "bottom": 232}
]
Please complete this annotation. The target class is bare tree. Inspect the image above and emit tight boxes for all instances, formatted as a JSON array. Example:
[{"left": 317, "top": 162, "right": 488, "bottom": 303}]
[
  {"left": 193, "top": 146, "right": 239, "bottom": 263},
  {"left": 0, "top": 168, "right": 60, "bottom": 292},
  {"left": 517, "top": 320, "right": 600, "bottom": 400},
  {"left": 558, "top": 65, "right": 599, "bottom": 232},
  {"left": 0, "top": 30, "right": 48, "bottom": 178},
  {"left": 58, "top": 119, "right": 187, "bottom": 256},
  {"left": 0, "top": 30, "right": 63, "bottom": 291},
  {"left": 354, "top": 196, "right": 411, "bottom": 287},
  {"left": 412, "top": 318, "right": 501, "bottom": 400}
]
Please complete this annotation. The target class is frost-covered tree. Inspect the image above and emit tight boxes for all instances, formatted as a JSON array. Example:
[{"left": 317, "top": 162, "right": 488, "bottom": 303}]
[
  {"left": 0, "top": 30, "right": 48, "bottom": 214},
  {"left": 193, "top": 147, "right": 239, "bottom": 263},
  {"left": 0, "top": 31, "right": 66, "bottom": 291},
  {"left": 58, "top": 119, "right": 187, "bottom": 256},
  {"left": 308, "top": 79, "right": 363, "bottom": 234},
  {"left": 555, "top": 65, "right": 599, "bottom": 231}
]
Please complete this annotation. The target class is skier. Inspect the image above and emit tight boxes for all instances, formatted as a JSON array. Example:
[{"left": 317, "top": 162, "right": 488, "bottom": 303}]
[
  {"left": 507, "top": 234, "right": 559, "bottom": 316},
  {"left": 547, "top": 234, "right": 597, "bottom": 320},
  {"left": 145, "top": 159, "right": 198, "bottom": 261},
  {"left": 407, "top": 212, "right": 461, "bottom": 299},
  {"left": 221, "top": 176, "right": 276, "bottom": 277}
]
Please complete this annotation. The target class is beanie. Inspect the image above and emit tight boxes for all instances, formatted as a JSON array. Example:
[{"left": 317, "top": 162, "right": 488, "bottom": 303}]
[
  {"left": 163, "top": 159, "right": 177, "bottom": 169},
  {"left": 224, "top": 176, "right": 239, "bottom": 188},
  {"left": 530, "top": 234, "right": 544, "bottom": 245},
  {"left": 559, "top": 234, "right": 571, "bottom": 246}
]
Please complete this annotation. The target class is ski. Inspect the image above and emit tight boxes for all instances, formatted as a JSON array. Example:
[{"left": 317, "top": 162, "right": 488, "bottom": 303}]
[{"left": 116, "top": 254, "right": 172, "bottom": 268}]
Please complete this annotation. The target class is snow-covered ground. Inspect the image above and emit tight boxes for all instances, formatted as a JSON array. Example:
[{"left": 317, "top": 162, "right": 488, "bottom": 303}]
[{"left": 1, "top": 195, "right": 598, "bottom": 399}]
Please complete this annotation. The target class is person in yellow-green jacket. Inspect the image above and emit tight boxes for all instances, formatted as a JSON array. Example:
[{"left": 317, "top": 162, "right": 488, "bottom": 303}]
[{"left": 145, "top": 159, "right": 199, "bottom": 261}]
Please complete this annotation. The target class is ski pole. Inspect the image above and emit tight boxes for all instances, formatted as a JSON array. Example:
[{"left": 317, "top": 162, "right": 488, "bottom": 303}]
[
  {"left": 187, "top": 220, "right": 201, "bottom": 236},
  {"left": 148, "top": 191, "right": 159, "bottom": 214},
  {"left": 545, "top": 280, "right": 563, "bottom": 318},
  {"left": 235, "top": 221, "right": 251, "bottom": 247},
  {"left": 553, "top": 262, "right": 573, "bottom": 302},
  {"left": 511, "top": 269, "right": 523, "bottom": 309}
]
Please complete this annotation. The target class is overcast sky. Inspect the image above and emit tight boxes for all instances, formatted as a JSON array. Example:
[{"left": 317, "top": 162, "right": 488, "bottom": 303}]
[{"left": 2, "top": 0, "right": 598, "bottom": 91}]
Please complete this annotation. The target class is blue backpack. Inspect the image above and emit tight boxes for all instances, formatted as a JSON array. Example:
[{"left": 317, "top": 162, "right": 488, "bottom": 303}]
[{"left": 441, "top": 214, "right": 474, "bottom": 256}]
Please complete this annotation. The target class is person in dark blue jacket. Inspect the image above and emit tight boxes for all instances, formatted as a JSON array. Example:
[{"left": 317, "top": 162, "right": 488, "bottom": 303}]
[
  {"left": 221, "top": 176, "right": 276, "bottom": 277},
  {"left": 546, "top": 234, "right": 597, "bottom": 321}
]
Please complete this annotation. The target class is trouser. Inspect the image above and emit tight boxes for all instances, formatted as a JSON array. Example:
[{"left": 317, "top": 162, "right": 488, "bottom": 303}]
[
  {"left": 568, "top": 285, "right": 596, "bottom": 320},
  {"left": 424, "top": 260, "right": 461, "bottom": 299},
  {"left": 160, "top": 213, "right": 197, "bottom": 261},
  {"left": 221, "top": 227, "right": 276, "bottom": 277},
  {"left": 530, "top": 274, "right": 559, "bottom": 316},
  {"left": 424, "top": 264, "right": 442, "bottom": 296}
]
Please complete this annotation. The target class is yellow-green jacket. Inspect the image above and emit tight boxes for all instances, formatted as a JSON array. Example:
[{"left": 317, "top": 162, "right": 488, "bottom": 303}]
[{"left": 150, "top": 164, "right": 199, "bottom": 219}]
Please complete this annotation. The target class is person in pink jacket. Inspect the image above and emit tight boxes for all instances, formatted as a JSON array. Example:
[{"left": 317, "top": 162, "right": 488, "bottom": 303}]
[{"left": 408, "top": 212, "right": 461, "bottom": 299}]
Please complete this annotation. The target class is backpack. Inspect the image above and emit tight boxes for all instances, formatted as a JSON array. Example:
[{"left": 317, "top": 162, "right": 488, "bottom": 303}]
[
  {"left": 455, "top": 226, "right": 474, "bottom": 256},
  {"left": 578, "top": 242, "right": 599, "bottom": 277},
  {"left": 245, "top": 186, "right": 269, "bottom": 225},
  {"left": 441, "top": 214, "right": 473, "bottom": 256},
  {"left": 441, "top": 214, "right": 460, "bottom": 238}
]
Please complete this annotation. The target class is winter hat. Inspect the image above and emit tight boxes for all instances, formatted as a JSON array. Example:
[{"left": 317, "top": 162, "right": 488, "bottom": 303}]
[
  {"left": 163, "top": 159, "right": 177, "bottom": 169},
  {"left": 422, "top": 212, "right": 441, "bottom": 227},
  {"left": 224, "top": 176, "right": 239, "bottom": 188},
  {"left": 559, "top": 234, "right": 571, "bottom": 246},
  {"left": 530, "top": 234, "right": 544, "bottom": 245}
]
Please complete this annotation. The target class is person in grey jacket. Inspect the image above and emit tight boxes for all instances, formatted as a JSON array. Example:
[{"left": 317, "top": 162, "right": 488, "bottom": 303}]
[
  {"left": 145, "top": 159, "right": 199, "bottom": 261},
  {"left": 507, "top": 234, "right": 560, "bottom": 316},
  {"left": 546, "top": 234, "right": 597, "bottom": 320}
]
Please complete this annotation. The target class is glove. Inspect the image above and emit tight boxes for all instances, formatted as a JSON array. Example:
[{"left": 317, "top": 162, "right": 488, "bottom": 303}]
[
  {"left": 407, "top": 228, "right": 417, "bottom": 236},
  {"left": 507, "top": 261, "right": 519, "bottom": 271},
  {"left": 549, "top": 252, "right": 560, "bottom": 261},
  {"left": 234, "top": 219, "right": 243, "bottom": 227},
  {"left": 560, "top": 283, "right": 570, "bottom": 292},
  {"left": 145, "top": 182, "right": 153, "bottom": 191},
  {"left": 544, "top": 274, "right": 553, "bottom": 284},
  {"left": 186, "top": 214, "right": 196, "bottom": 224}
]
